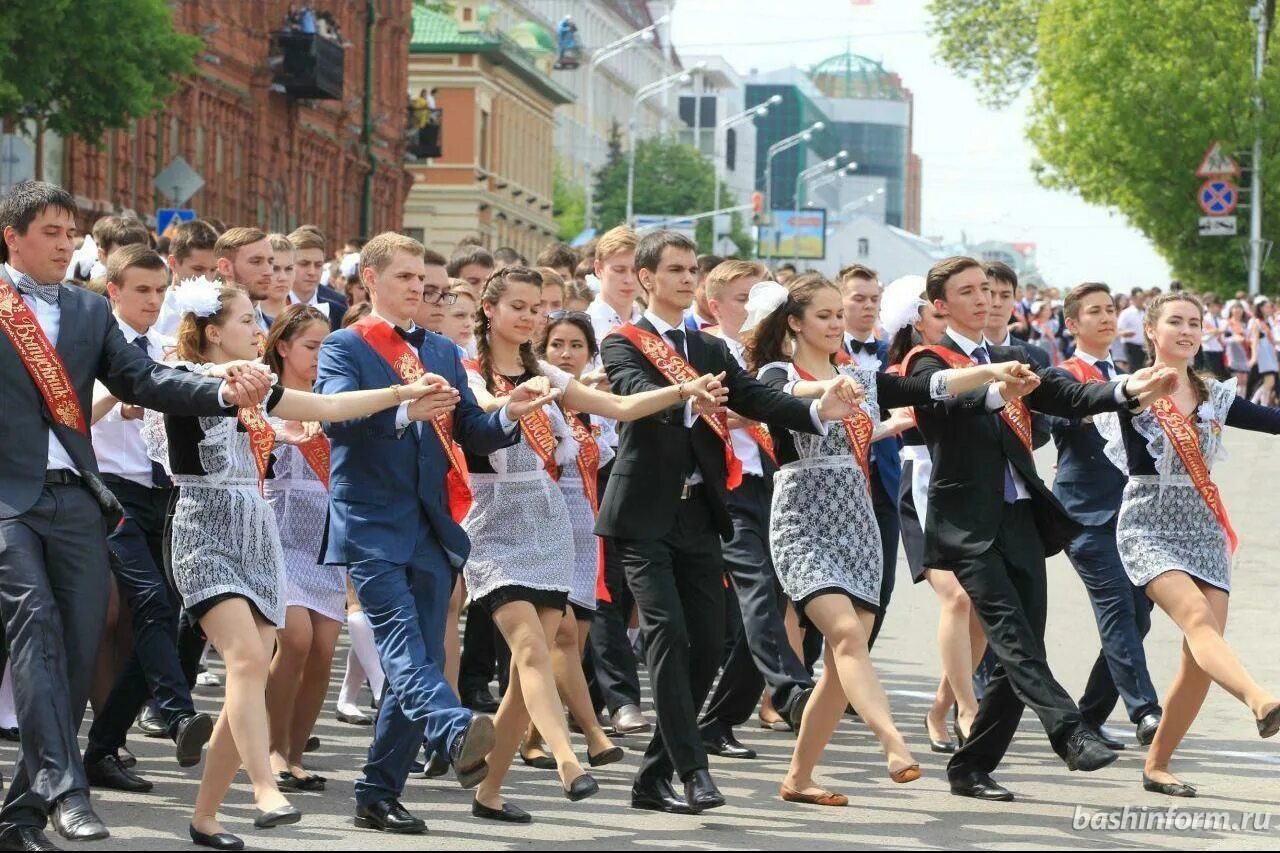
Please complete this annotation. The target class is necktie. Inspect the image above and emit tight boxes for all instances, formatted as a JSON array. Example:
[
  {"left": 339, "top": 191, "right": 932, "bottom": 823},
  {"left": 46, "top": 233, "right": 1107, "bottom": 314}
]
[
  {"left": 131, "top": 335, "right": 173, "bottom": 488},
  {"left": 1097, "top": 360, "right": 1113, "bottom": 380},
  {"left": 395, "top": 324, "right": 427, "bottom": 348},
  {"left": 970, "top": 346, "right": 1019, "bottom": 503},
  {"left": 665, "top": 328, "right": 687, "bottom": 361},
  {"left": 13, "top": 272, "right": 60, "bottom": 305}
]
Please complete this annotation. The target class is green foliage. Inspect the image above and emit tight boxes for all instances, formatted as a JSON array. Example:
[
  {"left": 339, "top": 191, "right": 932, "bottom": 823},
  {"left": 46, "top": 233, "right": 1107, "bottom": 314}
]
[
  {"left": 553, "top": 159, "right": 585, "bottom": 241},
  {"left": 0, "top": 0, "right": 200, "bottom": 143},
  {"left": 931, "top": 0, "right": 1280, "bottom": 291}
]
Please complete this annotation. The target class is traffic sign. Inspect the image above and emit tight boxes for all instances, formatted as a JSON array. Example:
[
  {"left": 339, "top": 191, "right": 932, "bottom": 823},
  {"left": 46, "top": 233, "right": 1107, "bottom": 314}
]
[
  {"left": 157, "top": 208, "right": 196, "bottom": 238},
  {"left": 1196, "top": 141, "right": 1241, "bottom": 178},
  {"left": 1199, "top": 216, "right": 1237, "bottom": 237},
  {"left": 1198, "top": 179, "right": 1238, "bottom": 215},
  {"left": 154, "top": 157, "right": 204, "bottom": 206}
]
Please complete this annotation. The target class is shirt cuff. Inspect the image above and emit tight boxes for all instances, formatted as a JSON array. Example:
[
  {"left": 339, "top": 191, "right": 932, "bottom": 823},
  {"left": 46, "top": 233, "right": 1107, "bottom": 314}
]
[
  {"left": 498, "top": 405, "right": 520, "bottom": 434},
  {"left": 682, "top": 399, "right": 697, "bottom": 428},
  {"left": 809, "top": 400, "right": 831, "bottom": 435},
  {"left": 1113, "top": 381, "right": 1128, "bottom": 404},
  {"left": 984, "top": 384, "right": 1006, "bottom": 411},
  {"left": 929, "top": 369, "right": 958, "bottom": 400},
  {"left": 217, "top": 382, "right": 231, "bottom": 409},
  {"left": 395, "top": 401, "right": 412, "bottom": 431}
]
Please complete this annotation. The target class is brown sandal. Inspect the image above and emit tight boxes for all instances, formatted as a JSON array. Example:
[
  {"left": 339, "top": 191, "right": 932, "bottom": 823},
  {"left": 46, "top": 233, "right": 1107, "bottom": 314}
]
[
  {"left": 890, "top": 764, "right": 921, "bottom": 784},
  {"left": 780, "top": 784, "right": 848, "bottom": 806}
]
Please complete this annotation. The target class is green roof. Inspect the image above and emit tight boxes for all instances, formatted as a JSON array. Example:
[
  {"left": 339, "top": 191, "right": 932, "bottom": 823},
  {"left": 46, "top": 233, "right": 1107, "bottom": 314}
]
[
  {"left": 810, "top": 51, "right": 905, "bottom": 101},
  {"left": 410, "top": 5, "right": 574, "bottom": 105}
]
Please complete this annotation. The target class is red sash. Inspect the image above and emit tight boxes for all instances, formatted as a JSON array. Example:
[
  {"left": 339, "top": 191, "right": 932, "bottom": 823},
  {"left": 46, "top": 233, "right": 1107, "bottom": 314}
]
[
  {"left": 1060, "top": 356, "right": 1106, "bottom": 385},
  {"left": 237, "top": 406, "right": 275, "bottom": 494},
  {"left": 1148, "top": 396, "right": 1238, "bottom": 554},
  {"left": 793, "top": 363, "right": 873, "bottom": 491},
  {"left": 565, "top": 410, "right": 612, "bottom": 604},
  {"left": 611, "top": 323, "right": 742, "bottom": 489},
  {"left": 902, "top": 344, "right": 1033, "bottom": 454},
  {"left": 297, "top": 432, "right": 331, "bottom": 490},
  {"left": 352, "top": 316, "right": 472, "bottom": 522},
  {"left": 489, "top": 371, "right": 559, "bottom": 480},
  {"left": 743, "top": 422, "right": 779, "bottom": 468},
  {"left": 0, "top": 277, "right": 87, "bottom": 435}
]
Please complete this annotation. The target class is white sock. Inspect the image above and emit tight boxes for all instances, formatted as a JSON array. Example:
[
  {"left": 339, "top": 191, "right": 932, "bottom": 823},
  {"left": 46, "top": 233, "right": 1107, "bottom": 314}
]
[
  {"left": 346, "top": 610, "right": 385, "bottom": 704},
  {"left": 0, "top": 664, "right": 15, "bottom": 729}
]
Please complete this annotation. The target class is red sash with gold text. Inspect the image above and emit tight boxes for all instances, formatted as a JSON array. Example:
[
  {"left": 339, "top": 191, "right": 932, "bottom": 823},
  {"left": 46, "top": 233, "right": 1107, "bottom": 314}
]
[
  {"left": 793, "top": 363, "right": 874, "bottom": 491},
  {"left": 902, "top": 344, "right": 1033, "bottom": 454},
  {"left": 1148, "top": 396, "right": 1238, "bottom": 554},
  {"left": 489, "top": 371, "right": 559, "bottom": 480},
  {"left": 1059, "top": 357, "right": 1106, "bottom": 385},
  {"left": 0, "top": 277, "right": 87, "bottom": 435},
  {"left": 297, "top": 432, "right": 331, "bottom": 490},
  {"left": 565, "top": 410, "right": 612, "bottom": 604},
  {"left": 612, "top": 323, "right": 743, "bottom": 489},
  {"left": 353, "top": 316, "right": 472, "bottom": 522},
  {"left": 237, "top": 406, "right": 275, "bottom": 494}
]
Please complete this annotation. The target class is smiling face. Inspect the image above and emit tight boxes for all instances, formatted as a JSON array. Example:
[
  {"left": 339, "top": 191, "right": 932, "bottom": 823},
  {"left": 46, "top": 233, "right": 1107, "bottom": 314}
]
[
  {"left": 485, "top": 279, "right": 543, "bottom": 348},
  {"left": 1146, "top": 297, "right": 1203, "bottom": 363},
  {"left": 205, "top": 291, "right": 262, "bottom": 362},
  {"left": 787, "top": 285, "right": 845, "bottom": 357},
  {"left": 638, "top": 246, "right": 698, "bottom": 321},
  {"left": 543, "top": 319, "right": 593, "bottom": 377}
]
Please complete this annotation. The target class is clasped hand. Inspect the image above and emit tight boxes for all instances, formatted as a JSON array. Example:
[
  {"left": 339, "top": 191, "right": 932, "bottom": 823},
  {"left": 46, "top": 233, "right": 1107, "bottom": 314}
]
[
  {"left": 992, "top": 361, "right": 1041, "bottom": 402},
  {"left": 815, "top": 375, "right": 867, "bottom": 421},
  {"left": 406, "top": 373, "right": 461, "bottom": 422},
  {"left": 215, "top": 360, "right": 274, "bottom": 408},
  {"left": 1124, "top": 366, "right": 1180, "bottom": 408},
  {"left": 689, "top": 372, "right": 730, "bottom": 417}
]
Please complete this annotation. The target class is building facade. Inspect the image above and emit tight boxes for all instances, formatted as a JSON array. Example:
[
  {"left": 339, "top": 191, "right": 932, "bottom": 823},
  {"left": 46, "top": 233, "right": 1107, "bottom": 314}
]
[
  {"left": 676, "top": 55, "right": 759, "bottom": 213},
  {"left": 404, "top": 2, "right": 573, "bottom": 259},
  {"left": 8, "top": 1, "right": 413, "bottom": 243}
]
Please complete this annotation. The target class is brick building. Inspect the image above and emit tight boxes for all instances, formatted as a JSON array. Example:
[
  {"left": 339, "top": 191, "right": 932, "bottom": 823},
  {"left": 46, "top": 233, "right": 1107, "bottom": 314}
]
[{"left": 53, "top": 1, "right": 413, "bottom": 242}]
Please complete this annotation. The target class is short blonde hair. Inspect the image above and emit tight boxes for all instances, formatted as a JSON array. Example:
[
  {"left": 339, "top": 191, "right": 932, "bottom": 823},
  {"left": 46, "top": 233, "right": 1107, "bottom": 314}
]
[
  {"left": 360, "top": 232, "right": 425, "bottom": 277},
  {"left": 705, "top": 259, "right": 766, "bottom": 301},
  {"left": 287, "top": 226, "right": 326, "bottom": 254},
  {"left": 214, "top": 226, "right": 268, "bottom": 261},
  {"left": 594, "top": 225, "right": 637, "bottom": 261},
  {"left": 268, "top": 233, "right": 294, "bottom": 255}
]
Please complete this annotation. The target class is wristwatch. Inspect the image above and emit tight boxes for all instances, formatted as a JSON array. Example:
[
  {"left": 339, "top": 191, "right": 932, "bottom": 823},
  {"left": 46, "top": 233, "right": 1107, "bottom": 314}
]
[{"left": 1120, "top": 378, "right": 1143, "bottom": 412}]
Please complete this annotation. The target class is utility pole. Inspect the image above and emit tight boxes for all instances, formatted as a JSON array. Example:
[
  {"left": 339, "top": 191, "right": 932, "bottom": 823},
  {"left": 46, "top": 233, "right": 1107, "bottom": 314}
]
[{"left": 1249, "top": 0, "right": 1269, "bottom": 296}]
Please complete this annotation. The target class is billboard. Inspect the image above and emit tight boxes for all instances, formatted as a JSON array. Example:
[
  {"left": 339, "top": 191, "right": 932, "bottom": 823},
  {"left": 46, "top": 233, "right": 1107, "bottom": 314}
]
[{"left": 760, "top": 208, "right": 827, "bottom": 260}]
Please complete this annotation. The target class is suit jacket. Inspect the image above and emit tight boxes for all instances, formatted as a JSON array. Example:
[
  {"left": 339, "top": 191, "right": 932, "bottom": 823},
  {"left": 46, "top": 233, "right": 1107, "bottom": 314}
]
[
  {"left": 908, "top": 334, "right": 1124, "bottom": 564},
  {"left": 1000, "top": 340, "right": 1052, "bottom": 449},
  {"left": 0, "top": 270, "right": 227, "bottom": 519},
  {"left": 869, "top": 339, "right": 903, "bottom": 501},
  {"left": 315, "top": 325, "right": 516, "bottom": 568},
  {"left": 596, "top": 317, "right": 817, "bottom": 541},
  {"left": 1047, "top": 368, "right": 1127, "bottom": 527},
  {"left": 317, "top": 284, "right": 349, "bottom": 331}
]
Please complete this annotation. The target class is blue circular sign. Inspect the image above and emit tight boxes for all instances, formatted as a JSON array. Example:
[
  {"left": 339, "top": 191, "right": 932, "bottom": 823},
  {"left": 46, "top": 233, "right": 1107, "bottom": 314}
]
[{"left": 1199, "top": 180, "right": 1238, "bottom": 215}]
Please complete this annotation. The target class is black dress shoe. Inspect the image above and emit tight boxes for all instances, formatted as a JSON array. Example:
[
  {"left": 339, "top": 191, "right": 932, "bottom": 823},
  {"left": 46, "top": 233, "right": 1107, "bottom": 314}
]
[
  {"left": 953, "top": 719, "right": 968, "bottom": 749},
  {"left": 85, "top": 755, "right": 153, "bottom": 794},
  {"left": 1065, "top": 730, "right": 1119, "bottom": 772},
  {"left": 518, "top": 749, "right": 556, "bottom": 770},
  {"left": 137, "top": 705, "right": 168, "bottom": 738},
  {"left": 0, "top": 824, "right": 60, "bottom": 851},
  {"left": 1136, "top": 713, "right": 1161, "bottom": 746},
  {"left": 423, "top": 754, "right": 450, "bottom": 779},
  {"left": 564, "top": 773, "right": 599, "bottom": 802},
  {"left": 683, "top": 769, "right": 725, "bottom": 812},
  {"left": 1257, "top": 704, "right": 1280, "bottom": 738},
  {"left": 925, "top": 718, "right": 956, "bottom": 754},
  {"left": 174, "top": 713, "right": 214, "bottom": 768},
  {"left": 461, "top": 687, "right": 500, "bottom": 714},
  {"left": 0, "top": 728, "right": 18, "bottom": 742},
  {"left": 354, "top": 798, "right": 427, "bottom": 834},
  {"left": 50, "top": 794, "right": 108, "bottom": 841},
  {"left": 253, "top": 805, "right": 301, "bottom": 829},
  {"left": 449, "top": 715, "right": 495, "bottom": 789},
  {"left": 702, "top": 730, "right": 756, "bottom": 760},
  {"left": 304, "top": 736, "right": 320, "bottom": 753},
  {"left": 630, "top": 777, "right": 695, "bottom": 814},
  {"left": 782, "top": 686, "right": 814, "bottom": 731},
  {"left": 949, "top": 771, "right": 1014, "bottom": 802},
  {"left": 1142, "top": 773, "right": 1197, "bottom": 798},
  {"left": 471, "top": 799, "right": 531, "bottom": 823},
  {"left": 1092, "top": 726, "right": 1127, "bottom": 751},
  {"left": 587, "top": 746, "right": 625, "bottom": 767},
  {"left": 189, "top": 823, "right": 244, "bottom": 850}
]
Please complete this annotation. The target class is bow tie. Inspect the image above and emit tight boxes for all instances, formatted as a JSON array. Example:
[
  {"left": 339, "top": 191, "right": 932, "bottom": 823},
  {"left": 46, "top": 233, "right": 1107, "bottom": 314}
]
[
  {"left": 847, "top": 339, "right": 878, "bottom": 356},
  {"left": 13, "top": 272, "right": 60, "bottom": 306},
  {"left": 395, "top": 324, "right": 427, "bottom": 348}
]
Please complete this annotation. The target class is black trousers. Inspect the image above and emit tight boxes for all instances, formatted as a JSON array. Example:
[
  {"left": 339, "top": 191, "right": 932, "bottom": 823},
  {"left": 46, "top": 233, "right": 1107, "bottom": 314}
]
[
  {"left": 945, "top": 501, "right": 1085, "bottom": 780},
  {"left": 587, "top": 461, "right": 642, "bottom": 714},
  {"left": 699, "top": 476, "right": 811, "bottom": 736},
  {"left": 611, "top": 488, "right": 726, "bottom": 782},
  {"left": 868, "top": 470, "right": 900, "bottom": 648},
  {"left": 85, "top": 477, "right": 194, "bottom": 762},
  {"left": 0, "top": 484, "right": 112, "bottom": 827}
]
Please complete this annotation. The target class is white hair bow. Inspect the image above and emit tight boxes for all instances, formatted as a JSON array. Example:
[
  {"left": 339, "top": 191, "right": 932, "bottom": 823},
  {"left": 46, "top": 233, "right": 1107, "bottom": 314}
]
[
  {"left": 879, "top": 274, "right": 927, "bottom": 340},
  {"left": 339, "top": 251, "right": 361, "bottom": 279},
  {"left": 740, "top": 281, "right": 789, "bottom": 335},
  {"left": 66, "top": 235, "right": 100, "bottom": 281},
  {"left": 169, "top": 276, "right": 224, "bottom": 318}
]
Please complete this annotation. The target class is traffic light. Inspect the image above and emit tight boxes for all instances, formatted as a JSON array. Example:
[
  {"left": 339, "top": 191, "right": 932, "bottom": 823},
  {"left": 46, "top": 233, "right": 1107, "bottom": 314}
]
[{"left": 751, "top": 191, "right": 764, "bottom": 225}]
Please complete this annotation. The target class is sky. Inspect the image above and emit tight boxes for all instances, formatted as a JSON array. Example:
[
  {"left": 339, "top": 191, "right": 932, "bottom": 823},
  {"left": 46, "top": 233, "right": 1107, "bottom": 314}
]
[{"left": 667, "top": 0, "right": 1174, "bottom": 287}]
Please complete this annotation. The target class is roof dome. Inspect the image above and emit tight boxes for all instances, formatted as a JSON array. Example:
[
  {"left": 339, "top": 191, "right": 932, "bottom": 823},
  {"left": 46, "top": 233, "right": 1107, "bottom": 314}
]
[
  {"left": 511, "top": 21, "right": 556, "bottom": 54},
  {"left": 809, "top": 51, "right": 905, "bottom": 101}
]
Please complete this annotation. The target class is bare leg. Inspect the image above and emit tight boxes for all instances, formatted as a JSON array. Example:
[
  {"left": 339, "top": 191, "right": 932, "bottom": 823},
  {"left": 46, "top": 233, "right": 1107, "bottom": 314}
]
[
  {"left": 266, "top": 605, "right": 312, "bottom": 776},
  {"left": 783, "top": 643, "right": 848, "bottom": 796},
  {"left": 285, "top": 612, "right": 341, "bottom": 772},
  {"left": 445, "top": 578, "right": 463, "bottom": 692},
  {"left": 925, "top": 569, "right": 981, "bottom": 740},
  {"left": 554, "top": 614, "right": 615, "bottom": 756}
]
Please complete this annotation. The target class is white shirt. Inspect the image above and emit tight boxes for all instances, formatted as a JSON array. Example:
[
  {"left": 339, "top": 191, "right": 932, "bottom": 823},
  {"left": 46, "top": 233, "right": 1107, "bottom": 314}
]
[
  {"left": 843, "top": 331, "right": 882, "bottom": 372},
  {"left": 7, "top": 263, "right": 78, "bottom": 473},
  {"left": 92, "top": 319, "right": 171, "bottom": 487},
  {"left": 289, "top": 289, "right": 330, "bottom": 318},
  {"left": 1202, "top": 312, "right": 1224, "bottom": 352},
  {"left": 587, "top": 295, "right": 642, "bottom": 447},
  {"left": 1117, "top": 304, "right": 1145, "bottom": 343},
  {"left": 721, "top": 336, "right": 764, "bottom": 478}
]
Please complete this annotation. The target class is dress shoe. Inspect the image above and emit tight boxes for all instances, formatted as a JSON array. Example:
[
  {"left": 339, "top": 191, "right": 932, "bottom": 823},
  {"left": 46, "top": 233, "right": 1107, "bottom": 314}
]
[
  {"left": 50, "top": 793, "right": 109, "bottom": 841},
  {"left": 518, "top": 749, "right": 556, "bottom": 770},
  {"left": 461, "top": 687, "right": 500, "bottom": 714},
  {"left": 253, "top": 804, "right": 301, "bottom": 829},
  {"left": 1065, "top": 730, "right": 1119, "bottom": 772},
  {"left": 587, "top": 746, "right": 625, "bottom": 767},
  {"left": 471, "top": 799, "right": 531, "bottom": 823},
  {"left": 702, "top": 730, "right": 756, "bottom": 760},
  {"left": 0, "top": 824, "right": 60, "bottom": 851},
  {"left": 563, "top": 773, "right": 599, "bottom": 802},
  {"left": 890, "top": 764, "right": 922, "bottom": 784},
  {"left": 1092, "top": 726, "right": 1127, "bottom": 751},
  {"left": 610, "top": 704, "right": 650, "bottom": 735},
  {"left": 85, "top": 755, "right": 153, "bottom": 794},
  {"left": 0, "top": 728, "right": 18, "bottom": 742},
  {"left": 118, "top": 747, "right": 137, "bottom": 769},
  {"left": 953, "top": 719, "right": 968, "bottom": 749},
  {"left": 1142, "top": 773, "right": 1197, "bottom": 798},
  {"left": 354, "top": 798, "right": 427, "bottom": 834},
  {"left": 277, "top": 771, "right": 325, "bottom": 792},
  {"left": 1257, "top": 703, "right": 1280, "bottom": 738},
  {"left": 449, "top": 714, "right": 495, "bottom": 789},
  {"left": 925, "top": 718, "right": 956, "bottom": 754},
  {"left": 336, "top": 708, "right": 374, "bottom": 726},
  {"left": 137, "top": 705, "right": 168, "bottom": 738},
  {"left": 1135, "top": 713, "right": 1161, "bottom": 746},
  {"left": 780, "top": 784, "right": 848, "bottom": 807},
  {"left": 949, "top": 771, "right": 1014, "bottom": 802},
  {"left": 683, "top": 769, "right": 725, "bottom": 812},
  {"left": 189, "top": 823, "right": 245, "bottom": 850},
  {"left": 304, "top": 736, "right": 320, "bottom": 753},
  {"left": 782, "top": 686, "right": 814, "bottom": 731},
  {"left": 630, "top": 777, "right": 695, "bottom": 815},
  {"left": 174, "top": 712, "right": 214, "bottom": 768},
  {"left": 423, "top": 754, "right": 450, "bottom": 778}
]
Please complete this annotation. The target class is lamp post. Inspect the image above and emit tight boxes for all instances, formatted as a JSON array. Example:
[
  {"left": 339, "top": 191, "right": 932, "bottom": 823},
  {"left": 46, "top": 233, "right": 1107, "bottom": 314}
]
[
  {"left": 713, "top": 95, "right": 780, "bottom": 212},
  {"left": 583, "top": 15, "right": 668, "bottom": 232},
  {"left": 626, "top": 64, "right": 704, "bottom": 225},
  {"left": 806, "top": 163, "right": 857, "bottom": 197},
  {"left": 793, "top": 150, "right": 850, "bottom": 213},
  {"left": 763, "top": 121, "right": 823, "bottom": 260}
]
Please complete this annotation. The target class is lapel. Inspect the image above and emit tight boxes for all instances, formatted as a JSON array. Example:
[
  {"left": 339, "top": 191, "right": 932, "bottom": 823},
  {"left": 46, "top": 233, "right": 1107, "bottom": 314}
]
[
  {"left": 55, "top": 286, "right": 80, "bottom": 360},
  {"left": 941, "top": 334, "right": 968, "bottom": 359},
  {"left": 684, "top": 326, "right": 707, "bottom": 372}
]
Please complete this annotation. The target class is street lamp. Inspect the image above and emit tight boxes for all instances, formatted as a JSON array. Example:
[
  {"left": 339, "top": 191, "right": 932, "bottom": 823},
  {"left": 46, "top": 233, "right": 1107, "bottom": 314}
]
[
  {"left": 713, "top": 95, "right": 781, "bottom": 211},
  {"left": 793, "top": 150, "right": 850, "bottom": 212},
  {"left": 763, "top": 121, "right": 824, "bottom": 249},
  {"left": 806, "top": 163, "right": 858, "bottom": 197},
  {"left": 626, "top": 63, "right": 706, "bottom": 225},
  {"left": 583, "top": 14, "right": 669, "bottom": 231}
]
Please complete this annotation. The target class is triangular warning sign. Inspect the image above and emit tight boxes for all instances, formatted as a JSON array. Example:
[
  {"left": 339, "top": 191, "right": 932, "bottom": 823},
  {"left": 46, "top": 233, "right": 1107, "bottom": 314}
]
[{"left": 1197, "top": 141, "right": 1241, "bottom": 178}]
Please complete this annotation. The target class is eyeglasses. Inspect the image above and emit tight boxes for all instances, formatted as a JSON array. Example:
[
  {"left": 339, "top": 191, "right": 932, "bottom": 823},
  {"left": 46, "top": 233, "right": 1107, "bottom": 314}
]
[
  {"left": 422, "top": 287, "right": 458, "bottom": 306},
  {"left": 547, "top": 309, "right": 591, "bottom": 323}
]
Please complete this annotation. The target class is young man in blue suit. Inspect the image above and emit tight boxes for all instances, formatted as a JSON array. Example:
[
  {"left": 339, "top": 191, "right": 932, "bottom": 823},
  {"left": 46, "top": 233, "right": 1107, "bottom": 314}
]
[{"left": 316, "top": 232, "right": 553, "bottom": 835}]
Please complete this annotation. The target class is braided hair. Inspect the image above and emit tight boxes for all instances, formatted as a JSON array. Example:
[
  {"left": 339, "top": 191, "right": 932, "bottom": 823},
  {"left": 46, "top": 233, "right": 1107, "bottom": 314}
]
[{"left": 475, "top": 265, "right": 543, "bottom": 392}]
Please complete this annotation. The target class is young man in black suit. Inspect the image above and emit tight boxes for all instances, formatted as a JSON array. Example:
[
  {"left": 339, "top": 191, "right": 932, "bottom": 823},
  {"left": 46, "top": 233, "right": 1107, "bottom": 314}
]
[
  {"left": 906, "top": 256, "right": 1176, "bottom": 802},
  {"left": 598, "top": 231, "right": 863, "bottom": 814}
]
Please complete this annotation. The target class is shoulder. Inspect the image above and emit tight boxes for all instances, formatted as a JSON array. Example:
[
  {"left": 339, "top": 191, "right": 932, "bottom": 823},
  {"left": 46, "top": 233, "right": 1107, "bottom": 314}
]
[
  {"left": 64, "top": 284, "right": 112, "bottom": 316},
  {"left": 322, "top": 327, "right": 362, "bottom": 350},
  {"left": 757, "top": 360, "right": 794, "bottom": 382}
]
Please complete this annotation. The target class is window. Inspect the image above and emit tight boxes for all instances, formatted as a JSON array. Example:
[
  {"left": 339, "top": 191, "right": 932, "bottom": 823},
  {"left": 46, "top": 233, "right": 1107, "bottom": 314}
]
[
  {"left": 404, "top": 227, "right": 424, "bottom": 244},
  {"left": 479, "top": 110, "right": 490, "bottom": 171},
  {"left": 858, "top": 238, "right": 869, "bottom": 258},
  {"left": 726, "top": 128, "right": 737, "bottom": 172}
]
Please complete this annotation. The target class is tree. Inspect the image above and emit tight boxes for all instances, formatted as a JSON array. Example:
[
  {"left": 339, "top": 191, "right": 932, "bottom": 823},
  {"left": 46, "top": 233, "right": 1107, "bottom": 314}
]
[
  {"left": 0, "top": 1, "right": 200, "bottom": 154},
  {"left": 553, "top": 159, "right": 585, "bottom": 241},
  {"left": 930, "top": 0, "right": 1280, "bottom": 291}
]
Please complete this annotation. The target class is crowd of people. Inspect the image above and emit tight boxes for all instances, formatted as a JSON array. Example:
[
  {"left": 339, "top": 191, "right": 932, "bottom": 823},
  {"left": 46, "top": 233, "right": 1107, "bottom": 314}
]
[{"left": 0, "top": 177, "right": 1277, "bottom": 851}]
